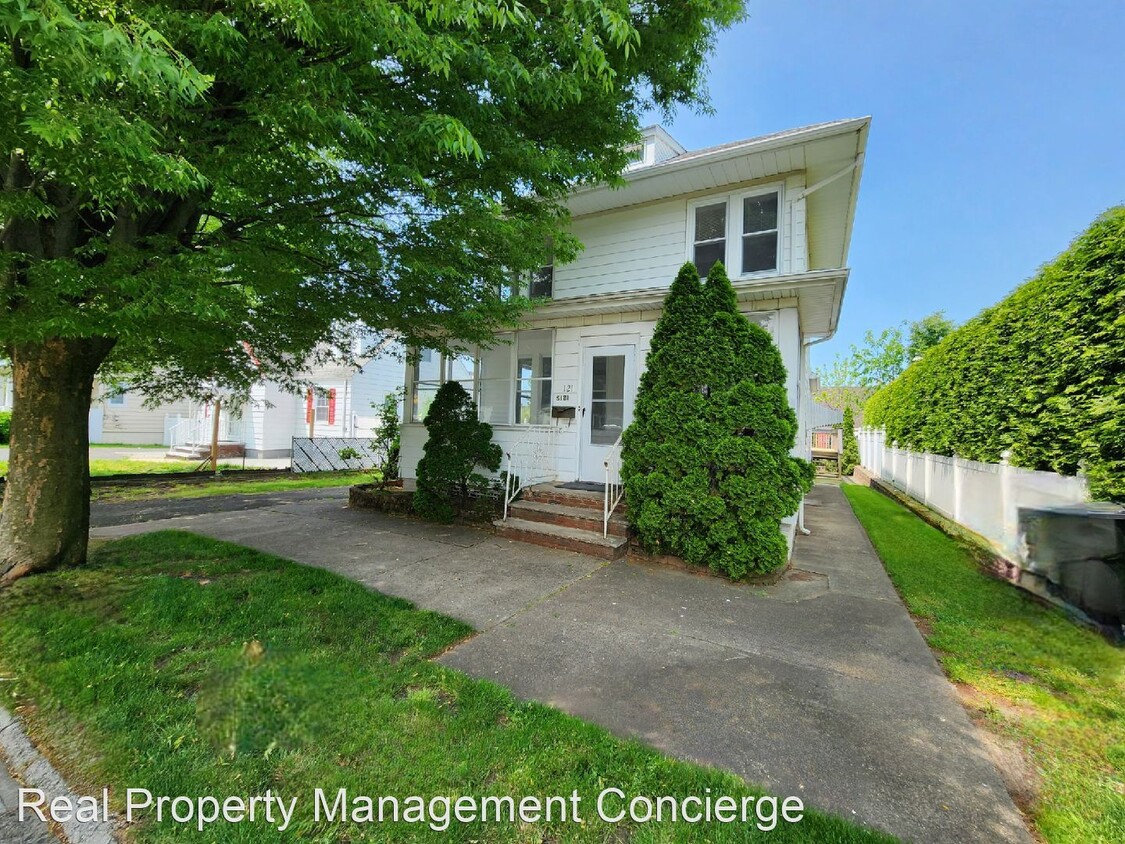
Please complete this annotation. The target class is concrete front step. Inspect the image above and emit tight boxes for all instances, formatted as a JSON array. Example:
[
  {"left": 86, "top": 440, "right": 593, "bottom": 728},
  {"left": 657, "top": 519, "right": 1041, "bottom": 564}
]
[
  {"left": 166, "top": 442, "right": 246, "bottom": 460},
  {"left": 494, "top": 517, "right": 629, "bottom": 560},
  {"left": 508, "top": 499, "right": 629, "bottom": 537}
]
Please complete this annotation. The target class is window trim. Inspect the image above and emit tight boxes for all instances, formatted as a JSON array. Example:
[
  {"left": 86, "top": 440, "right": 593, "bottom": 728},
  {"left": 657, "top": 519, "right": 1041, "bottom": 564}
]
[
  {"left": 313, "top": 391, "right": 330, "bottom": 423},
  {"left": 106, "top": 392, "right": 127, "bottom": 408},
  {"left": 407, "top": 330, "right": 555, "bottom": 427},
  {"left": 686, "top": 183, "right": 784, "bottom": 279}
]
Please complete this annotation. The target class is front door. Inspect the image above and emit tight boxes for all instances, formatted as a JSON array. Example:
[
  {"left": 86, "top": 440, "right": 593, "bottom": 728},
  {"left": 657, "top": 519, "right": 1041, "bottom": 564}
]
[{"left": 579, "top": 344, "right": 635, "bottom": 481}]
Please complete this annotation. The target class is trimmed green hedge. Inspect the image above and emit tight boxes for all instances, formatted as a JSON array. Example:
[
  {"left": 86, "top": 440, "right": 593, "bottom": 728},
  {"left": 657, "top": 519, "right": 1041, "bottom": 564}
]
[
  {"left": 865, "top": 207, "right": 1125, "bottom": 501},
  {"left": 0, "top": 411, "right": 9, "bottom": 445}
]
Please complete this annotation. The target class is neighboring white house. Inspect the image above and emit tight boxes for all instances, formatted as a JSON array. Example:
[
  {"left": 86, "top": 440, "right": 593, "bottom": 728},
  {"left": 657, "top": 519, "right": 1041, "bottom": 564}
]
[
  {"left": 398, "top": 118, "right": 870, "bottom": 549},
  {"left": 85, "top": 342, "right": 404, "bottom": 457}
]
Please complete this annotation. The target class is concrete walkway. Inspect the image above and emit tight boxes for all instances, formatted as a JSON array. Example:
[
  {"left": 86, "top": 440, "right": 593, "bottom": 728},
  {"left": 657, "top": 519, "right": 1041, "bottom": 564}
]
[{"left": 91, "top": 485, "right": 1030, "bottom": 844}]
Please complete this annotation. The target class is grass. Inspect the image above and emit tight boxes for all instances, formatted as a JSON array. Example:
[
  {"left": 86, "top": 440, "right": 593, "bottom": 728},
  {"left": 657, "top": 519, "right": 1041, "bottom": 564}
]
[
  {"left": 842, "top": 485, "right": 1125, "bottom": 844},
  {"left": 91, "top": 471, "right": 372, "bottom": 502},
  {"left": 0, "top": 459, "right": 245, "bottom": 477},
  {"left": 0, "top": 531, "right": 888, "bottom": 843},
  {"left": 90, "top": 442, "right": 168, "bottom": 449}
]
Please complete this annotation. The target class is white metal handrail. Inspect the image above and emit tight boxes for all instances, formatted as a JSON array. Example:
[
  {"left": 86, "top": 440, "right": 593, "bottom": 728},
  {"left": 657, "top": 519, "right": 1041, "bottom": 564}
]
[
  {"left": 603, "top": 433, "right": 624, "bottom": 538},
  {"left": 167, "top": 413, "right": 242, "bottom": 448},
  {"left": 503, "top": 425, "right": 562, "bottom": 519}
]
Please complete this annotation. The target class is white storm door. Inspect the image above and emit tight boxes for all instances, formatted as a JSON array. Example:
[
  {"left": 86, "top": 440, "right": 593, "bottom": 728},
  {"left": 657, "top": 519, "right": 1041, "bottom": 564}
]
[{"left": 578, "top": 344, "right": 635, "bottom": 481}]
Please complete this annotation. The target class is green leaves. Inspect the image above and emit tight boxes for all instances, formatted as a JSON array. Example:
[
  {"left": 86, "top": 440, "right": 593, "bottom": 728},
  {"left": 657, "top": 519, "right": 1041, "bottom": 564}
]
[
  {"left": 866, "top": 207, "right": 1125, "bottom": 502},
  {"left": 414, "top": 381, "right": 502, "bottom": 523},
  {"left": 623, "top": 261, "right": 813, "bottom": 579},
  {"left": 2, "top": 0, "right": 744, "bottom": 406}
]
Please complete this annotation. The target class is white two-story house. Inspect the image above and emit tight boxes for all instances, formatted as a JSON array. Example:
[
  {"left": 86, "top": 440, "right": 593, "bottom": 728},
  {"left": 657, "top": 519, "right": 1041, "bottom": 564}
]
[{"left": 397, "top": 117, "right": 869, "bottom": 556}]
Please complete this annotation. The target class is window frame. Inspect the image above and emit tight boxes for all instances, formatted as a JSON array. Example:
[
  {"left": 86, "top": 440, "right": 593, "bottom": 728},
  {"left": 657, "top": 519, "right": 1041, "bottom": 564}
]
[
  {"left": 313, "top": 390, "right": 330, "bottom": 423},
  {"left": 106, "top": 392, "right": 127, "bottom": 408},
  {"left": 407, "top": 330, "right": 555, "bottom": 427},
  {"left": 686, "top": 183, "right": 784, "bottom": 279}
]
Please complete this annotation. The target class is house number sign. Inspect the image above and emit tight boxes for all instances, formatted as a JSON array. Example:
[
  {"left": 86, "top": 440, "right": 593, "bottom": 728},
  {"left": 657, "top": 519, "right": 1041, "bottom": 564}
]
[{"left": 554, "top": 384, "right": 574, "bottom": 403}]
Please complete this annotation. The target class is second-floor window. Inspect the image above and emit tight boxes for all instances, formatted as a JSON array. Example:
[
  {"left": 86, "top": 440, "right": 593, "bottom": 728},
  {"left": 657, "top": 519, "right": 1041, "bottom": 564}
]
[
  {"left": 741, "top": 192, "right": 779, "bottom": 274},
  {"left": 692, "top": 202, "right": 727, "bottom": 277},
  {"left": 690, "top": 188, "right": 781, "bottom": 278},
  {"left": 530, "top": 264, "right": 553, "bottom": 298}
]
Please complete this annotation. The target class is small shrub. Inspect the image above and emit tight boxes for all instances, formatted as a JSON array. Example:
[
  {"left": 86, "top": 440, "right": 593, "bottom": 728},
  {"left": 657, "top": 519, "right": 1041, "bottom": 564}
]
[
  {"left": 0, "top": 411, "right": 10, "bottom": 445},
  {"left": 622, "top": 262, "right": 813, "bottom": 579},
  {"left": 414, "top": 382, "right": 501, "bottom": 523},
  {"left": 371, "top": 391, "right": 401, "bottom": 487},
  {"left": 337, "top": 446, "right": 362, "bottom": 465},
  {"left": 840, "top": 406, "right": 859, "bottom": 475}
]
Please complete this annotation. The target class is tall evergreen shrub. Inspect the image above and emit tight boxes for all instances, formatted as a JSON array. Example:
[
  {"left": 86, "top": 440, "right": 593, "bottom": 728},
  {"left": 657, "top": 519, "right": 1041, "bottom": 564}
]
[
  {"left": 840, "top": 406, "right": 859, "bottom": 475},
  {"left": 622, "top": 262, "right": 813, "bottom": 578},
  {"left": 414, "top": 382, "right": 502, "bottom": 523},
  {"left": 865, "top": 207, "right": 1124, "bottom": 501}
]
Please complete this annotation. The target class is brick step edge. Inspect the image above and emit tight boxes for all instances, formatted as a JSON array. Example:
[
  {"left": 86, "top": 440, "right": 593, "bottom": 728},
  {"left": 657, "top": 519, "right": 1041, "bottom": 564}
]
[
  {"left": 508, "top": 500, "right": 629, "bottom": 537},
  {"left": 494, "top": 518, "right": 628, "bottom": 560}
]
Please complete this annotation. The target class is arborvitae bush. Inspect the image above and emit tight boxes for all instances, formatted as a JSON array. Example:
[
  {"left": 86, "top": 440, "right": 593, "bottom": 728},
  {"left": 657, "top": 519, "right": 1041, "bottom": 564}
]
[
  {"left": 841, "top": 406, "right": 859, "bottom": 475},
  {"left": 414, "top": 382, "right": 502, "bottom": 523},
  {"left": 622, "top": 262, "right": 813, "bottom": 578},
  {"left": 866, "top": 207, "right": 1124, "bottom": 501}
]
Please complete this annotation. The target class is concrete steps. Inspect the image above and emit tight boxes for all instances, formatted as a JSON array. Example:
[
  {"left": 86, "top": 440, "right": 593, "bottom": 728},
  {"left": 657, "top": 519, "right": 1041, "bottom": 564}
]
[
  {"left": 495, "top": 483, "right": 629, "bottom": 559},
  {"left": 165, "top": 442, "right": 246, "bottom": 460}
]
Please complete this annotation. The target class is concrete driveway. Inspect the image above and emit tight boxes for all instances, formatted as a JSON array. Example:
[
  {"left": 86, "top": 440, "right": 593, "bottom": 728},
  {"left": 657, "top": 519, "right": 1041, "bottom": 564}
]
[{"left": 92, "top": 486, "right": 1030, "bottom": 844}]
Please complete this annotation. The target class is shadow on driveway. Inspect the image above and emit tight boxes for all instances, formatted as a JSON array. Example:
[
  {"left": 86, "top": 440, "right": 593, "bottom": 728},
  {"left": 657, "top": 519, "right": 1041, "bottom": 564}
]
[{"left": 92, "top": 485, "right": 1030, "bottom": 843}]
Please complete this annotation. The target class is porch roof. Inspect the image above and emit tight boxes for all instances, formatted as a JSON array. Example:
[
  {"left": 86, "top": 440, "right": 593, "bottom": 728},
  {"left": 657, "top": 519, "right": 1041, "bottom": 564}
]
[{"left": 524, "top": 268, "right": 848, "bottom": 340}]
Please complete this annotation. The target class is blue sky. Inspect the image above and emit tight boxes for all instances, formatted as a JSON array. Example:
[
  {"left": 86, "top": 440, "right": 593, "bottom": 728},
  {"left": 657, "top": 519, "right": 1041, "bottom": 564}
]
[{"left": 646, "top": 1, "right": 1125, "bottom": 370}]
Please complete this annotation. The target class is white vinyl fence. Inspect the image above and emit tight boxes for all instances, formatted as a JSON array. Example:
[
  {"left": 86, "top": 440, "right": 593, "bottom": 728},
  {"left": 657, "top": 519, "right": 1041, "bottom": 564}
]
[{"left": 856, "top": 428, "right": 1089, "bottom": 560}]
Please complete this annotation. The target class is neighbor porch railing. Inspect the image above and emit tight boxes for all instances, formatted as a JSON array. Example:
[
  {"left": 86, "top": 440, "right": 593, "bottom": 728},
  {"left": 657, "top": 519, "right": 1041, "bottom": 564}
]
[
  {"left": 603, "top": 433, "right": 624, "bottom": 537},
  {"left": 167, "top": 412, "right": 242, "bottom": 448},
  {"left": 502, "top": 425, "right": 563, "bottom": 519}
]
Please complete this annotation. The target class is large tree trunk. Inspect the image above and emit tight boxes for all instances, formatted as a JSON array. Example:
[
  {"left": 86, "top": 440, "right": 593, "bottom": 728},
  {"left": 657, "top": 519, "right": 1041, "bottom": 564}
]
[{"left": 0, "top": 337, "right": 114, "bottom": 583}]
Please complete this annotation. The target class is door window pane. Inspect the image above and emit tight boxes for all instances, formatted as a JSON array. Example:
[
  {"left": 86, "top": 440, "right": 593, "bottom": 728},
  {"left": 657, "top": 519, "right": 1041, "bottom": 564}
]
[{"left": 590, "top": 354, "right": 625, "bottom": 445}]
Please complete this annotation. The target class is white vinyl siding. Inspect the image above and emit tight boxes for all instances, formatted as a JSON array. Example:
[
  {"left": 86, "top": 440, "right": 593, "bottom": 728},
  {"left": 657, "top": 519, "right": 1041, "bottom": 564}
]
[{"left": 552, "top": 198, "right": 688, "bottom": 299}]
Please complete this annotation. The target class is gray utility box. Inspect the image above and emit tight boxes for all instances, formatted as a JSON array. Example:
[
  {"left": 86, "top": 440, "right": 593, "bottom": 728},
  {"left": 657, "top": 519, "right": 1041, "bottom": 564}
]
[{"left": 1018, "top": 503, "right": 1125, "bottom": 640}]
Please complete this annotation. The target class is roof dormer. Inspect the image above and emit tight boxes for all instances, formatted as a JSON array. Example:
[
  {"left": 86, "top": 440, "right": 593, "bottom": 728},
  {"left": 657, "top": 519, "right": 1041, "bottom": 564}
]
[{"left": 624, "top": 125, "right": 686, "bottom": 171}]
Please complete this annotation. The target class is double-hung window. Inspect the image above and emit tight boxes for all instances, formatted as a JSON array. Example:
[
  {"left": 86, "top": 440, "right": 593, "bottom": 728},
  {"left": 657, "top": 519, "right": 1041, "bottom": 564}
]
[
  {"left": 529, "top": 264, "right": 553, "bottom": 299},
  {"left": 690, "top": 188, "right": 781, "bottom": 278},
  {"left": 692, "top": 202, "right": 727, "bottom": 277},
  {"left": 740, "top": 192, "right": 779, "bottom": 274}
]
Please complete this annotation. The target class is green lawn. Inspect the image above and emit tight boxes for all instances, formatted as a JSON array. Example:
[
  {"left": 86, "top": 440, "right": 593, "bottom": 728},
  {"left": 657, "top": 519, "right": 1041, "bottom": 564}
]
[
  {"left": 0, "top": 459, "right": 244, "bottom": 477},
  {"left": 91, "top": 442, "right": 168, "bottom": 449},
  {"left": 0, "top": 532, "right": 887, "bottom": 843},
  {"left": 91, "top": 471, "right": 372, "bottom": 502},
  {"left": 842, "top": 485, "right": 1125, "bottom": 844}
]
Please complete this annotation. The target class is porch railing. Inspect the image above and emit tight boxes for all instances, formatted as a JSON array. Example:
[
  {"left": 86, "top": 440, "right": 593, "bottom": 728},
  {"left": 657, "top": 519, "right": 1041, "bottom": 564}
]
[
  {"left": 603, "top": 433, "right": 624, "bottom": 537},
  {"left": 167, "top": 413, "right": 242, "bottom": 448},
  {"left": 502, "top": 425, "right": 563, "bottom": 519}
]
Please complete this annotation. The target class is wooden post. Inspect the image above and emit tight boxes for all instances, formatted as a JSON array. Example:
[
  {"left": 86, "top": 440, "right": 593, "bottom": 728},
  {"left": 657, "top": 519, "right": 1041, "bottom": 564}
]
[{"left": 210, "top": 397, "right": 221, "bottom": 475}]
